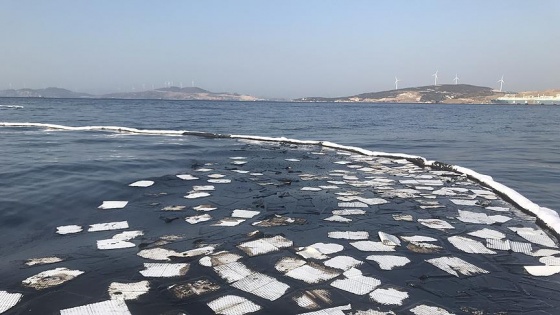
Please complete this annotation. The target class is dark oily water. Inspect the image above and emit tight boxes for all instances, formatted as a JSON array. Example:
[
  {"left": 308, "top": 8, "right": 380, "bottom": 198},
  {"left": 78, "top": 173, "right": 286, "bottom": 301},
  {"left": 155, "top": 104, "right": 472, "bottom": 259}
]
[{"left": 0, "top": 132, "right": 560, "bottom": 314}]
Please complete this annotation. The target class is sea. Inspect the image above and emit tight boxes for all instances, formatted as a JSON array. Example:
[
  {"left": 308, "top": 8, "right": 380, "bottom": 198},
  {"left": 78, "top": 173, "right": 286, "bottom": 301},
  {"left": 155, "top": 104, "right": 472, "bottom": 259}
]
[
  {"left": 1, "top": 98, "right": 559, "bottom": 314},
  {"left": 2, "top": 98, "right": 558, "bottom": 210}
]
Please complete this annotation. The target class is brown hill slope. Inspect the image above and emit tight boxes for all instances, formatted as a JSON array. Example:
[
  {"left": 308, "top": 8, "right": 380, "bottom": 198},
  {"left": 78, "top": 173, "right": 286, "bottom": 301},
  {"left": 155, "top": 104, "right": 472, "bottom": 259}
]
[{"left": 297, "top": 84, "right": 505, "bottom": 104}]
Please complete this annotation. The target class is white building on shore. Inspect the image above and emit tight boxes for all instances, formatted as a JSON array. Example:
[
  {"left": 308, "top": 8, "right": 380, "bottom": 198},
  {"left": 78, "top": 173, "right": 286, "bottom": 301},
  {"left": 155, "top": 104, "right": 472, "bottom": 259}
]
[{"left": 493, "top": 93, "right": 560, "bottom": 105}]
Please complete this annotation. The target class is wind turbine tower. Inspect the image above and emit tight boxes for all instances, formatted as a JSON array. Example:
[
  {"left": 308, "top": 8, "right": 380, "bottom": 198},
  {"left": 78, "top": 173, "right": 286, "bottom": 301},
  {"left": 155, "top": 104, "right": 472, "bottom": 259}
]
[
  {"left": 453, "top": 74, "right": 459, "bottom": 85},
  {"left": 394, "top": 77, "right": 400, "bottom": 90},
  {"left": 498, "top": 75, "right": 505, "bottom": 92},
  {"left": 432, "top": 70, "right": 439, "bottom": 86}
]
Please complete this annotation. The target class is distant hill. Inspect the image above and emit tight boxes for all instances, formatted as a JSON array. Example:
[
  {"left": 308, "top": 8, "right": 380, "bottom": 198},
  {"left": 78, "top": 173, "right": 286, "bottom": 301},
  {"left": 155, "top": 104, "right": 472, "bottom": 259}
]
[
  {"left": 0, "top": 87, "right": 92, "bottom": 98},
  {"left": 0, "top": 86, "right": 261, "bottom": 101},
  {"left": 296, "top": 84, "right": 506, "bottom": 104},
  {"left": 101, "top": 86, "right": 260, "bottom": 101}
]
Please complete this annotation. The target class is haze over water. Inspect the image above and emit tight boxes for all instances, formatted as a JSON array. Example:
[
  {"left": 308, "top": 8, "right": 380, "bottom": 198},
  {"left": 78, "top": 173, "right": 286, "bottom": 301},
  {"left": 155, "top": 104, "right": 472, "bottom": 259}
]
[
  {"left": 1, "top": 1, "right": 559, "bottom": 98},
  {"left": 2, "top": 2, "right": 560, "bottom": 314}
]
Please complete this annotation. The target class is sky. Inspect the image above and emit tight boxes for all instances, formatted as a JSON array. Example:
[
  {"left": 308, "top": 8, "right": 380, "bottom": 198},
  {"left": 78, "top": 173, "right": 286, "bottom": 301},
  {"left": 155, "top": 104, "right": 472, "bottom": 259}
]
[{"left": 1, "top": 1, "right": 559, "bottom": 99}]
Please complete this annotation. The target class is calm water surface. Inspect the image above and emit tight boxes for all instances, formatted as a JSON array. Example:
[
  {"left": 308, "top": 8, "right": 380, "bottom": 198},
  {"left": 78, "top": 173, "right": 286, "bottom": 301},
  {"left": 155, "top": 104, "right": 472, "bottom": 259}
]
[
  {"left": 1, "top": 98, "right": 559, "bottom": 313},
  {"left": 1, "top": 98, "right": 559, "bottom": 238},
  {"left": 2, "top": 98, "right": 558, "bottom": 212}
]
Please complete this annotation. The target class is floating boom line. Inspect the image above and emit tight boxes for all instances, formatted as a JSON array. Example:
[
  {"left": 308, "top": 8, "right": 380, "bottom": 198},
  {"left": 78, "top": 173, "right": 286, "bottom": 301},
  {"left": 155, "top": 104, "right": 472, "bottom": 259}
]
[{"left": 2, "top": 121, "right": 559, "bottom": 238}]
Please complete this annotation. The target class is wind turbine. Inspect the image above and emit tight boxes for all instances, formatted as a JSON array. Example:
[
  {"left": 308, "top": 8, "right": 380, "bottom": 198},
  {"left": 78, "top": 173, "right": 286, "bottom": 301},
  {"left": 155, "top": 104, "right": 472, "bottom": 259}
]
[
  {"left": 497, "top": 75, "right": 505, "bottom": 92},
  {"left": 394, "top": 77, "right": 400, "bottom": 90},
  {"left": 453, "top": 74, "right": 459, "bottom": 85},
  {"left": 432, "top": 70, "right": 438, "bottom": 86}
]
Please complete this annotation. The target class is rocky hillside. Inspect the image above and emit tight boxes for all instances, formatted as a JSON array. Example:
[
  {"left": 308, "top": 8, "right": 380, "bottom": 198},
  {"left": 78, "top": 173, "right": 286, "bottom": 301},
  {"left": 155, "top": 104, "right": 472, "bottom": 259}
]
[
  {"left": 102, "top": 87, "right": 261, "bottom": 101},
  {"left": 0, "top": 86, "right": 261, "bottom": 101},
  {"left": 297, "top": 84, "right": 505, "bottom": 104},
  {"left": 0, "top": 87, "right": 92, "bottom": 98}
]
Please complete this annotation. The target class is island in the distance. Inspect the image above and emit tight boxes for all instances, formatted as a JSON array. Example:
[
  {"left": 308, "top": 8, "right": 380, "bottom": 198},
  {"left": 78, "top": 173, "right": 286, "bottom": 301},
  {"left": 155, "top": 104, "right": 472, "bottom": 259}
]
[
  {"left": 0, "top": 86, "right": 262, "bottom": 102},
  {"left": 296, "top": 84, "right": 560, "bottom": 105},
  {"left": 1, "top": 84, "right": 559, "bottom": 104}
]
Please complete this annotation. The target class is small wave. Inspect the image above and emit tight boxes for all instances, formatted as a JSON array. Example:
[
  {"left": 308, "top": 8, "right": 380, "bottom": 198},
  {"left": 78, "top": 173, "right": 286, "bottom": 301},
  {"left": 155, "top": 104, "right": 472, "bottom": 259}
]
[
  {"left": 0, "top": 105, "right": 24, "bottom": 109},
  {"left": 2, "top": 121, "right": 559, "bottom": 236}
]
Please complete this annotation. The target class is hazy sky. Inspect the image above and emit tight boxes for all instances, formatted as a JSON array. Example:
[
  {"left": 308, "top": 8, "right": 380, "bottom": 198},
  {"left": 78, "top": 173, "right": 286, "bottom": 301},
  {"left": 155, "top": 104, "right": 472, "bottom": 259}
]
[{"left": 1, "top": 1, "right": 559, "bottom": 98}]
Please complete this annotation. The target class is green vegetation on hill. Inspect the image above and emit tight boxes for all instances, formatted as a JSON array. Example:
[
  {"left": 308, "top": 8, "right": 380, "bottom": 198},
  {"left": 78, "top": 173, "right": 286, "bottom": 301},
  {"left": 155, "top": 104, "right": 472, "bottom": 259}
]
[{"left": 297, "top": 84, "right": 504, "bottom": 104}]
